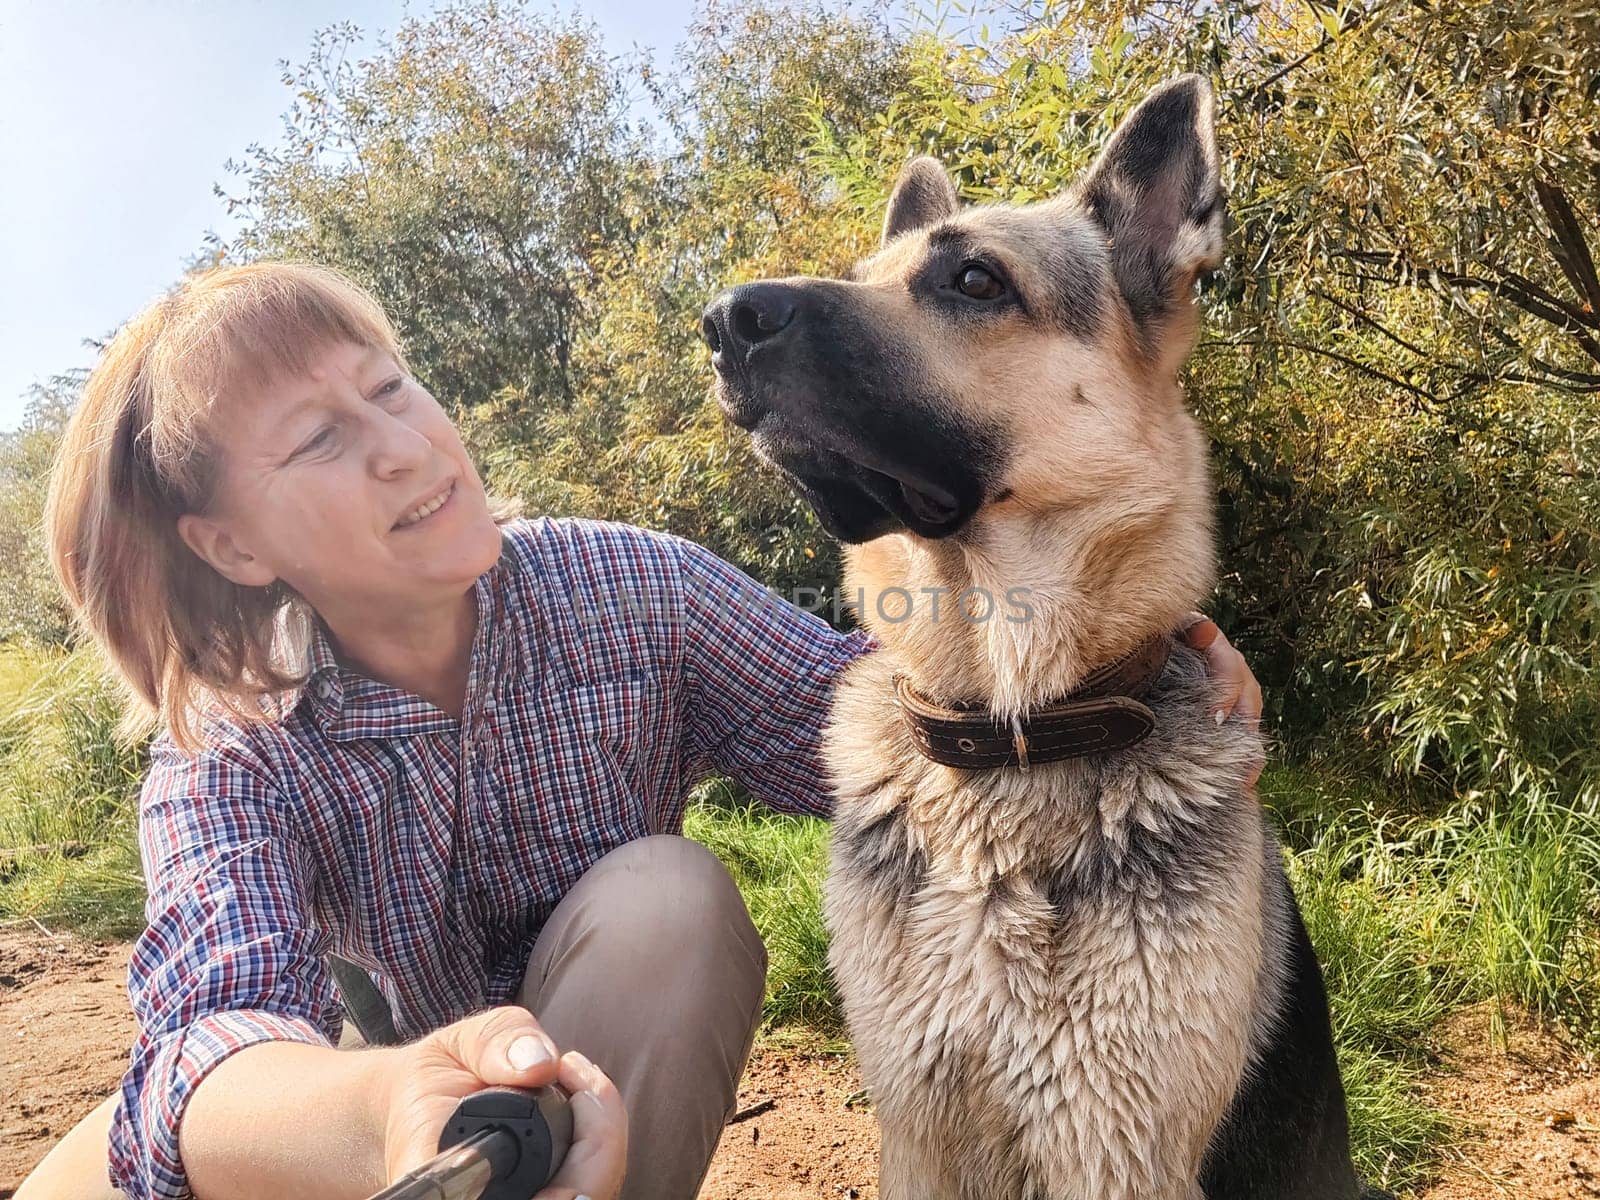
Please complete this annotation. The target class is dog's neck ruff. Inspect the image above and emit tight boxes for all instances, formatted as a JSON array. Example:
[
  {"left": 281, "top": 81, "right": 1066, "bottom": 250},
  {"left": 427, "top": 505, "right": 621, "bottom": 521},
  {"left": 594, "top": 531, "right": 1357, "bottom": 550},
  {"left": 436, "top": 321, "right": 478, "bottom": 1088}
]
[{"left": 893, "top": 633, "right": 1175, "bottom": 772}]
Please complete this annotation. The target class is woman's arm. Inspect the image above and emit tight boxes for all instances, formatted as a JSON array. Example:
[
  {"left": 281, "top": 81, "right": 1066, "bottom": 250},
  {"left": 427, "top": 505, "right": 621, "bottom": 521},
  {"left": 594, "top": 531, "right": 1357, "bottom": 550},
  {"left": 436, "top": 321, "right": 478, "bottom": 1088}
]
[
  {"left": 113, "top": 742, "right": 344, "bottom": 1200},
  {"left": 671, "top": 535, "right": 871, "bottom": 818},
  {"left": 182, "top": 1008, "right": 625, "bottom": 1200},
  {"left": 119, "top": 741, "right": 626, "bottom": 1200}
]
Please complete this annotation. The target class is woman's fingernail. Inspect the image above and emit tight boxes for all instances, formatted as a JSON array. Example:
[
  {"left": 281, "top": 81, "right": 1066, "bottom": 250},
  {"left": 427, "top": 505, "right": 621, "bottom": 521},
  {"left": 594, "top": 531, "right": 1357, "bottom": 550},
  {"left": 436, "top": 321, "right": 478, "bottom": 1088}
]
[
  {"left": 1214, "top": 709, "right": 1227, "bottom": 726},
  {"left": 507, "top": 1035, "right": 552, "bottom": 1071},
  {"left": 567, "top": 1049, "right": 603, "bottom": 1088}
]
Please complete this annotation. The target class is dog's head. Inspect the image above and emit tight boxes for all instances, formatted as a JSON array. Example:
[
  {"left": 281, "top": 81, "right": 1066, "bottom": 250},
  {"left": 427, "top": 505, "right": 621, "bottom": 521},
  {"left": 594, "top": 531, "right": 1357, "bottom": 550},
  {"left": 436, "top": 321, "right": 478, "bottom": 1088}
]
[{"left": 701, "top": 74, "right": 1224, "bottom": 555}]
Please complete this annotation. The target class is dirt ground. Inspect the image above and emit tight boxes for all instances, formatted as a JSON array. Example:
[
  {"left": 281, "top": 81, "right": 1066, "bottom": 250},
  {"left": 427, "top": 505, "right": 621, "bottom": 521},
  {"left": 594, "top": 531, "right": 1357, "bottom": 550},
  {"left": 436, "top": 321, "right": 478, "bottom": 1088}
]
[{"left": 3, "top": 926, "right": 1597, "bottom": 1199}]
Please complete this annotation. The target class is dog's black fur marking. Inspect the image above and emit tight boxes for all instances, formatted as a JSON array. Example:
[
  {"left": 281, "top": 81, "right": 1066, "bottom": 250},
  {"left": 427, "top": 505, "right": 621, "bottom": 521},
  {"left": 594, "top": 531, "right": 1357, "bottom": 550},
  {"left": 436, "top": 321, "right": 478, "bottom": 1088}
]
[
  {"left": 1023, "top": 216, "right": 1110, "bottom": 340},
  {"left": 705, "top": 278, "right": 1008, "bottom": 542},
  {"left": 832, "top": 806, "right": 929, "bottom": 909},
  {"left": 1199, "top": 864, "right": 1373, "bottom": 1200}
]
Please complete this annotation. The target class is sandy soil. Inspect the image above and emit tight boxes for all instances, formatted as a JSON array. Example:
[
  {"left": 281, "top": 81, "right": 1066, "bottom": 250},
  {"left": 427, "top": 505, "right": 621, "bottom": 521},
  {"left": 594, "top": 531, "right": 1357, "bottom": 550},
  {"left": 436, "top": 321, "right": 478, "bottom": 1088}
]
[
  {"left": 1, "top": 926, "right": 135, "bottom": 1196},
  {"left": 1413, "top": 1005, "right": 1600, "bottom": 1198},
  {"left": 3, "top": 926, "right": 1596, "bottom": 1198}
]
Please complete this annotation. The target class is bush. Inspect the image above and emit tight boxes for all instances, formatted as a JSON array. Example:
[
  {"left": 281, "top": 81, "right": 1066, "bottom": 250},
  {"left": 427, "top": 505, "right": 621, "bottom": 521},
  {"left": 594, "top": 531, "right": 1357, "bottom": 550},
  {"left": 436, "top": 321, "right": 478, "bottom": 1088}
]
[{"left": 0, "top": 379, "right": 77, "bottom": 646}]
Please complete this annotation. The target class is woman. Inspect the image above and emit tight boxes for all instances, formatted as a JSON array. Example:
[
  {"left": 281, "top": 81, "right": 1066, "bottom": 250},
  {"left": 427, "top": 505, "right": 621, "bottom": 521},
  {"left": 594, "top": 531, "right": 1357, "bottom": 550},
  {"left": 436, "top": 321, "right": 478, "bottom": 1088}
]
[{"left": 17, "top": 262, "right": 1261, "bottom": 1200}]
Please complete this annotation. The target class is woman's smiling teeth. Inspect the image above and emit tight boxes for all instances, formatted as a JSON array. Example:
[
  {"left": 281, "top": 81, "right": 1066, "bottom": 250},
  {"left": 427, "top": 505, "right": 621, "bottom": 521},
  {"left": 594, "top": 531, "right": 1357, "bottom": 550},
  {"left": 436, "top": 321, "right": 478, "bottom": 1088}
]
[{"left": 394, "top": 482, "right": 455, "bottom": 529}]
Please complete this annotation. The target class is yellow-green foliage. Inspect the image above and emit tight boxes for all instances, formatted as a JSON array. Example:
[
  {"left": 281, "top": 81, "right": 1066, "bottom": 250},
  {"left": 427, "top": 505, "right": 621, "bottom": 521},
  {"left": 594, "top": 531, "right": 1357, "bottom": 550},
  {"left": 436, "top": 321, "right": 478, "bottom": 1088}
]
[
  {"left": 0, "top": 381, "right": 74, "bottom": 645},
  {"left": 11, "top": 0, "right": 1594, "bottom": 815}
]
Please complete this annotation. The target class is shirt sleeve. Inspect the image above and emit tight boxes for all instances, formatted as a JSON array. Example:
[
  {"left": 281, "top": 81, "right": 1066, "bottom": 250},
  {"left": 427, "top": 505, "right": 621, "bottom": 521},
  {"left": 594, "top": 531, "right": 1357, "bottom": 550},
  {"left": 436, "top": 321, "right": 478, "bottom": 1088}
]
[
  {"left": 670, "top": 535, "right": 878, "bottom": 818},
  {"left": 108, "top": 736, "right": 339, "bottom": 1200}
]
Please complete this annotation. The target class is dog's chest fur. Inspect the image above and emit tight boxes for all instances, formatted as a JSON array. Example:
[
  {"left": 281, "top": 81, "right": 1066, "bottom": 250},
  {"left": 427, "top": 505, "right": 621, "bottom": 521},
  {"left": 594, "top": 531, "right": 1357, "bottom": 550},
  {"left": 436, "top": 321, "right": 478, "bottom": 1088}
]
[{"left": 823, "top": 646, "right": 1281, "bottom": 1200}]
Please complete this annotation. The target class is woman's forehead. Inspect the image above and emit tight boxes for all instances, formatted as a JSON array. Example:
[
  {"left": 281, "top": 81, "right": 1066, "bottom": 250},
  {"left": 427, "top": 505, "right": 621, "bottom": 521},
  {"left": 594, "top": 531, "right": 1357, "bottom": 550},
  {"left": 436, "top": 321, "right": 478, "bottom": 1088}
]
[{"left": 220, "top": 340, "right": 394, "bottom": 419}]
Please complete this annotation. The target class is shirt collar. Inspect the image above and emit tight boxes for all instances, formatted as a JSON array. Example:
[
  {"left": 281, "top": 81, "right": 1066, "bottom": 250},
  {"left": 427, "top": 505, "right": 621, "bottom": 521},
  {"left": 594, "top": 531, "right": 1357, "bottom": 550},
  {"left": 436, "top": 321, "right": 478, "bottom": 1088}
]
[{"left": 297, "top": 548, "right": 510, "bottom": 740}]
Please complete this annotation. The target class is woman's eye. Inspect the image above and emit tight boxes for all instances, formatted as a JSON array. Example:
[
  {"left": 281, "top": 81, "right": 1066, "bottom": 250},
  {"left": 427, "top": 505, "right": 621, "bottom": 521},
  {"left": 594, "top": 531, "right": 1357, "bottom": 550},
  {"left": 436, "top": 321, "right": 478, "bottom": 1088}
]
[
  {"left": 299, "top": 427, "right": 337, "bottom": 457},
  {"left": 955, "top": 264, "right": 1006, "bottom": 300},
  {"left": 377, "top": 378, "right": 407, "bottom": 403}
]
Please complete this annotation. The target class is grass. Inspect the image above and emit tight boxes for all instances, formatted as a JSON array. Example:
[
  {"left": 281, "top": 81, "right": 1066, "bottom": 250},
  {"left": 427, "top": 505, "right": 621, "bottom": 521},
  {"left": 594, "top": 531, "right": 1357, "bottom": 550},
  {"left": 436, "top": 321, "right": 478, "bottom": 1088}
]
[
  {"left": 685, "top": 783, "right": 842, "bottom": 1036},
  {"left": 3, "top": 644, "right": 1597, "bottom": 1196},
  {"left": 0, "top": 642, "right": 147, "bottom": 936}
]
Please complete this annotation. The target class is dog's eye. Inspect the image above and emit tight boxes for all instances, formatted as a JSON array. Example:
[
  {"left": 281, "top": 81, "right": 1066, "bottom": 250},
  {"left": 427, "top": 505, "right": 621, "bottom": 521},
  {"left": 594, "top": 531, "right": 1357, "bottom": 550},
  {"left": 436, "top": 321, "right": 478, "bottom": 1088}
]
[{"left": 955, "top": 264, "right": 1005, "bottom": 300}]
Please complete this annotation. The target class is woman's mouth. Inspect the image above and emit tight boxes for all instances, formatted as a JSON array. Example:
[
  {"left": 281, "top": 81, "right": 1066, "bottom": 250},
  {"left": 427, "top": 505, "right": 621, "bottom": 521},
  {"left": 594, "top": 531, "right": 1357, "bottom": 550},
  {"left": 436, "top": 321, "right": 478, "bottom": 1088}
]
[{"left": 393, "top": 481, "right": 456, "bottom": 530}]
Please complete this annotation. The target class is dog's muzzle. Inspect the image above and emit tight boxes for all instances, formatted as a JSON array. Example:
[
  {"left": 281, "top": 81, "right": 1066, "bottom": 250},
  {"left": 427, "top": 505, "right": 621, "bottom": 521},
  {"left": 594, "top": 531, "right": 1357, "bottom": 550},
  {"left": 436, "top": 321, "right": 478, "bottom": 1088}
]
[{"left": 701, "top": 282, "right": 997, "bottom": 543}]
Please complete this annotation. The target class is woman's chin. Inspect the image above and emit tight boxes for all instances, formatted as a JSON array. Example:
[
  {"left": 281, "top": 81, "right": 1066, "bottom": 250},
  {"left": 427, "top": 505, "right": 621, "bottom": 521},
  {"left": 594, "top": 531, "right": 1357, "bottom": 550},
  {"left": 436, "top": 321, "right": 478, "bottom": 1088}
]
[
  {"left": 385, "top": 503, "right": 504, "bottom": 584},
  {"left": 451, "top": 508, "right": 510, "bottom": 577}
]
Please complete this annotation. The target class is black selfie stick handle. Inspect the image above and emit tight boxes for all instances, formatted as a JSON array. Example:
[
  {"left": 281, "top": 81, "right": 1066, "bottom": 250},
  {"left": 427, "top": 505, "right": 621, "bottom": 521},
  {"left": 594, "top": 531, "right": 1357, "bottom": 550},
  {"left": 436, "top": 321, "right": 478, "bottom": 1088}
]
[
  {"left": 370, "top": 1085, "right": 573, "bottom": 1200},
  {"left": 439, "top": 1086, "right": 573, "bottom": 1199}
]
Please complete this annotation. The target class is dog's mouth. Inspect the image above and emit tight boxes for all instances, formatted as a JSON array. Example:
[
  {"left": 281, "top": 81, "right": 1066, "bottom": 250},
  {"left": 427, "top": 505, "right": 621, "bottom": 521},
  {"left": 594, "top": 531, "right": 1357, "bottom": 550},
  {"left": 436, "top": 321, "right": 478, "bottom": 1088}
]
[{"left": 772, "top": 446, "right": 983, "bottom": 543}]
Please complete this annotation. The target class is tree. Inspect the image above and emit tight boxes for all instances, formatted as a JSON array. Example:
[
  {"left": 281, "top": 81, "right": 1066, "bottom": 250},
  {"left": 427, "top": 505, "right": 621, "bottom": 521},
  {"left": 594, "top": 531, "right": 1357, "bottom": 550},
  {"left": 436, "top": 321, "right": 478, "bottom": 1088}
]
[
  {"left": 0, "top": 375, "right": 80, "bottom": 644},
  {"left": 488, "top": 0, "right": 910, "bottom": 600},
  {"left": 220, "top": 1, "right": 651, "bottom": 439}
]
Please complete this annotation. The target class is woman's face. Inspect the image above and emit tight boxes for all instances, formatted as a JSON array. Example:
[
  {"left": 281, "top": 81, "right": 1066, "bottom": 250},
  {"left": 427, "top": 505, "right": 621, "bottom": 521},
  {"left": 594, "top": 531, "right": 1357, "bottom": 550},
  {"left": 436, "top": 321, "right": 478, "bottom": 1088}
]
[{"left": 179, "top": 340, "right": 504, "bottom": 623}]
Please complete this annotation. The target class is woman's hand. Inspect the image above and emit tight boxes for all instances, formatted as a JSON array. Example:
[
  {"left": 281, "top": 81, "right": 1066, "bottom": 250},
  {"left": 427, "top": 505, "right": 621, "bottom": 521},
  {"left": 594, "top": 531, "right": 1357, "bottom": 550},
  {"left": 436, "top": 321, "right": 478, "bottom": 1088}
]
[
  {"left": 536, "top": 1051, "right": 628, "bottom": 1200},
  {"left": 379, "top": 1006, "right": 627, "bottom": 1200},
  {"left": 1181, "top": 615, "right": 1265, "bottom": 795}
]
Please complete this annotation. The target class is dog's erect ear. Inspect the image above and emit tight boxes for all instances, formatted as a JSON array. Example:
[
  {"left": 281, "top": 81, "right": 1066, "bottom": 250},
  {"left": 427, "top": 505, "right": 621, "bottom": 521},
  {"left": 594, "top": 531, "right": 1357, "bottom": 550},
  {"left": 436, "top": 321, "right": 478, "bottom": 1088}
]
[
  {"left": 1079, "top": 74, "right": 1223, "bottom": 332},
  {"left": 882, "top": 157, "right": 959, "bottom": 245}
]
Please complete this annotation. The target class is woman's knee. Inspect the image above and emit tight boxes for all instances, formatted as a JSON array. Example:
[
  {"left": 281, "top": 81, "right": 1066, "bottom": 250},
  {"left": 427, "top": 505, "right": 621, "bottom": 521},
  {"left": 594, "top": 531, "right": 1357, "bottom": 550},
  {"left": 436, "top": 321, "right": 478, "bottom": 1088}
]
[
  {"left": 540, "top": 835, "right": 767, "bottom": 998},
  {"left": 594, "top": 836, "right": 761, "bottom": 951}
]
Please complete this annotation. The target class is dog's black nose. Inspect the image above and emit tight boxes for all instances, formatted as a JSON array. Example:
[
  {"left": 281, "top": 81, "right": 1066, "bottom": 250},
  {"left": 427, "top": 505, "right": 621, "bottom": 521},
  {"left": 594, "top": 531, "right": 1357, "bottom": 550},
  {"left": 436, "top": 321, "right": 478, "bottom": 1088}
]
[{"left": 702, "top": 284, "right": 799, "bottom": 372}]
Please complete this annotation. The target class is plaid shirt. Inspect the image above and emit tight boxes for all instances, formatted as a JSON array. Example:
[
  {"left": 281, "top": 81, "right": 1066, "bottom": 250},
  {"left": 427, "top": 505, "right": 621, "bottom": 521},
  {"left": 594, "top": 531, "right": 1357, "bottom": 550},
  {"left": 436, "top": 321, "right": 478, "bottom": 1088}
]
[{"left": 109, "top": 517, "right": 875, "bottom": 1200}]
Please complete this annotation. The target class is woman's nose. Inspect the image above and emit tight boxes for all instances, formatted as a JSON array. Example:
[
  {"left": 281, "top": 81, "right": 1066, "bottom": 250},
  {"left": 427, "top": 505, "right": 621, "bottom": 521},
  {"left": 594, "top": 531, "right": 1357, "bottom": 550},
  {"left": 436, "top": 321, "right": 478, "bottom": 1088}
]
[{"left": 367, "top": 410, "right": 432, "bottom": 478}]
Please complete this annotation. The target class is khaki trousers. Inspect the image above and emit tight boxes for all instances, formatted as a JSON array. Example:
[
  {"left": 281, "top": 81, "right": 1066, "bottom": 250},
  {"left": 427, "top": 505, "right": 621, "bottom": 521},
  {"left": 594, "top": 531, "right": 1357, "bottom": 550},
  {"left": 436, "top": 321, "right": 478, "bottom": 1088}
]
[{"left": 15, "top": 834, "right": 768, "bottom": 1200}]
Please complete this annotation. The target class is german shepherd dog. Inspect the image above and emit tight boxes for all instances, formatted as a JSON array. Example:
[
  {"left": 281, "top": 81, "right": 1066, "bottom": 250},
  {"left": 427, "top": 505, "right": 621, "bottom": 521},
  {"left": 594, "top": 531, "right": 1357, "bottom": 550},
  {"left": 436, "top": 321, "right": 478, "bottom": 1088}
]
[{"left": 702, "top": 76, "right": 1384, "bottom": 1199}]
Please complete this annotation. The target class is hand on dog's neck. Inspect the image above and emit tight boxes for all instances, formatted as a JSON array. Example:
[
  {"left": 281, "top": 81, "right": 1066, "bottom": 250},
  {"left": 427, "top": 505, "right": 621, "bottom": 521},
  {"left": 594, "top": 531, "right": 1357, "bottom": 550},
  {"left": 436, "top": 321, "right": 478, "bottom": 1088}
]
[{"left": 845, "top": 499, "right": 1215, "bottom": 719}]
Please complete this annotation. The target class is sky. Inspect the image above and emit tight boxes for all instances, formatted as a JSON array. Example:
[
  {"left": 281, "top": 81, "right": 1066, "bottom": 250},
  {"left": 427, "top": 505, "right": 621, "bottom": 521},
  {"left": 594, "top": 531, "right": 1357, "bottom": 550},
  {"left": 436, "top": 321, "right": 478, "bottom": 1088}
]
[{"left": 0, "top": 0, "right": 711, "bottom": 433}]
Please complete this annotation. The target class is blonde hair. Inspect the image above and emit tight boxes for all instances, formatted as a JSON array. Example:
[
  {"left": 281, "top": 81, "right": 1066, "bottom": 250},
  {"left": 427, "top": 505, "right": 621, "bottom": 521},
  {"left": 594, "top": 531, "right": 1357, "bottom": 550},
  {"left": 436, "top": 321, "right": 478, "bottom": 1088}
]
[{"left": 45, "top": 260, "right": 492, "bottom": 753}]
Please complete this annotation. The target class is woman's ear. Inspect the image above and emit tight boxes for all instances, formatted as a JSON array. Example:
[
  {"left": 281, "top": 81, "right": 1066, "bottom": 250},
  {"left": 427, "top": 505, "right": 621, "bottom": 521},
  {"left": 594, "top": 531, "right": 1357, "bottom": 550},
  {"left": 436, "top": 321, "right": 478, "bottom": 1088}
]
[{"left": 176, "top": 512, "right": 278, "bottom": 589}]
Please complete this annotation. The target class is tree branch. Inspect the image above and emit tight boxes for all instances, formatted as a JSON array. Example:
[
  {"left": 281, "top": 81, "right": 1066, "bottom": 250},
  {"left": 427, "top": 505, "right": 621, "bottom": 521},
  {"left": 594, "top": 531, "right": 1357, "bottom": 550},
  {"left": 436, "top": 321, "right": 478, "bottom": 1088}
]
[
  {"left": 1533, "top": 178, "right": 1600, "bottom": 319},
  {"left": 1205, "top": 334, "right": 1440, "bottom": 405},
  {"left": 1336, "top": 249, "right": 1600, "bottom": 364},
  {"left": 1311, "top": 288, "right": 1435, "bottom": 360}
]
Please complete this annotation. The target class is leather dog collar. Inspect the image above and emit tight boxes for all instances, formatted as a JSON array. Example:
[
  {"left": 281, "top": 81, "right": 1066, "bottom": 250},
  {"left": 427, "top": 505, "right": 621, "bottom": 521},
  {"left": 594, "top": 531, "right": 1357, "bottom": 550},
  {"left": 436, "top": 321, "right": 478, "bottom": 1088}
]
[{"left": 893, "top": 633, "right": 1174, "bottom": 772}]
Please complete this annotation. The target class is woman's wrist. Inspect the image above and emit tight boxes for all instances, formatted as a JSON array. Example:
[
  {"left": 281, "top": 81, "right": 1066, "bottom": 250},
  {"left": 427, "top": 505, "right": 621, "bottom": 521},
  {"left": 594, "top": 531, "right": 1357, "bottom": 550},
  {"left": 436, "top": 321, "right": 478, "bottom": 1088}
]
[{"left": 358, "top": 1043, "right": 409, "bottom": 1183}]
